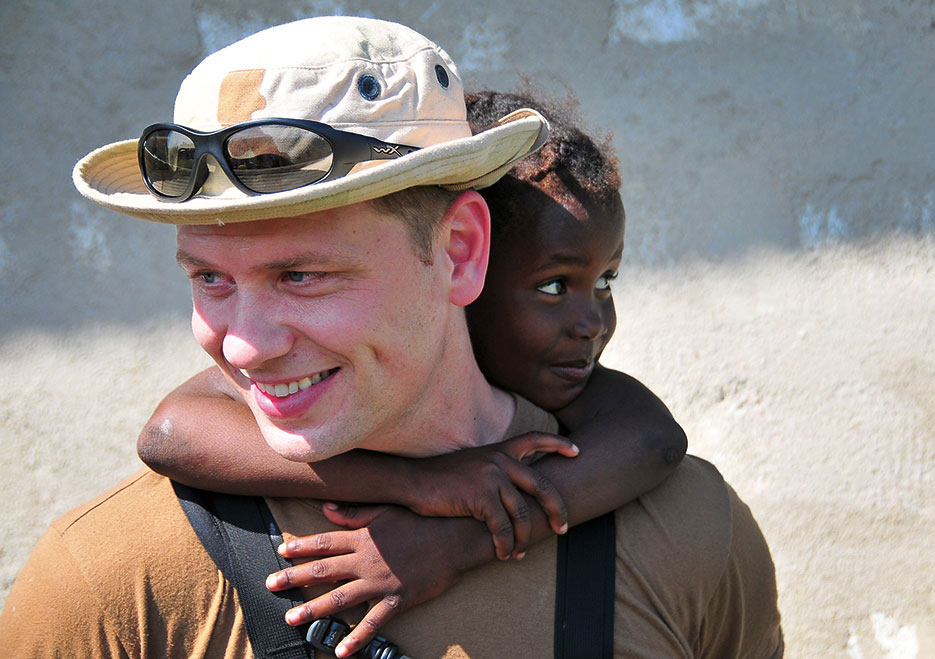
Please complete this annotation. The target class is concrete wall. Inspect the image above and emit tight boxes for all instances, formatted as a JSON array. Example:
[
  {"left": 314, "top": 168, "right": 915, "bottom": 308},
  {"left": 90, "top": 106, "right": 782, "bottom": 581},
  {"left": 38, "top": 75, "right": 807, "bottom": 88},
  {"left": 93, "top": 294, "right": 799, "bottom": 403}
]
[
  {"left": 2, "top": 1, "right": 933, "bottom": 656},
  {"left": 3, "top": 0, "right": 935, "bottom": 332}
]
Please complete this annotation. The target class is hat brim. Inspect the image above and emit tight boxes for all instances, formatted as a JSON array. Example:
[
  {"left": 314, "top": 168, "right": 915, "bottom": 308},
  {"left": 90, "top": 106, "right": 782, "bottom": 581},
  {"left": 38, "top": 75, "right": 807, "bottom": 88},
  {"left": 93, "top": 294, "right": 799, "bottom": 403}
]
[{"left": 72, "top": 110, "right": 548, "bottom": 225}]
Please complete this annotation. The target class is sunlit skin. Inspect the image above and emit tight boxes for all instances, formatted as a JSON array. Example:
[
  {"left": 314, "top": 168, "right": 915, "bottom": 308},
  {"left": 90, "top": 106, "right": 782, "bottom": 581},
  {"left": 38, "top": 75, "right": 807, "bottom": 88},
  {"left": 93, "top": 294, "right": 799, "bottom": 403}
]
[
  {"left": 467, "top": 189, "right": 624, "bottom": 412},
  {"left": 176, "top": 194, "right": 512, "bottom": 462}
]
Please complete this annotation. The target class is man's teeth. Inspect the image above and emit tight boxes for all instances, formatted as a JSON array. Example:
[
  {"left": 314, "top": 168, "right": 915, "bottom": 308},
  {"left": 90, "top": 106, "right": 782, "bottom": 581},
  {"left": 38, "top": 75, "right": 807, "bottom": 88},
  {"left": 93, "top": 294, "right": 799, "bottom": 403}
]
[{"left": 255, "top": 370, "right": 334, "bottom": 397}]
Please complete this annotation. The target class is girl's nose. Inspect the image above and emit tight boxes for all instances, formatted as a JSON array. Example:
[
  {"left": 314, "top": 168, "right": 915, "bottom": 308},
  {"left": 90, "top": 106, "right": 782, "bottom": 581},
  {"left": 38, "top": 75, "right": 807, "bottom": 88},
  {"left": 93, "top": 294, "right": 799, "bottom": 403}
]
[{"left": 571, "top": 297, "right": 609, "bottom": 341}]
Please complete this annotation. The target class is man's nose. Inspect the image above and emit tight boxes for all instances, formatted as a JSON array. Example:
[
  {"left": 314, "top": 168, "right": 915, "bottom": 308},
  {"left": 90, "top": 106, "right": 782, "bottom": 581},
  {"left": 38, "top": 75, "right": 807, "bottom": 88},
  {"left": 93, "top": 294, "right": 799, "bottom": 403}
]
[{"left": 221, "top": 296, "right": 294, "bottom": 370}]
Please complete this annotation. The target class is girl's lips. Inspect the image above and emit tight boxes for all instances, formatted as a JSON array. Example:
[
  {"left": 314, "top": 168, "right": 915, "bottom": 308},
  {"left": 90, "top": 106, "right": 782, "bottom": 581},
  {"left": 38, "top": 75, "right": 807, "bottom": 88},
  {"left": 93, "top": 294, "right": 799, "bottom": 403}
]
[
  {"left": 252, "top": 368, "right": 339, "bottom": 419},
  {"left": 550, "top": 360, "right": 594, "bottom": 383}
]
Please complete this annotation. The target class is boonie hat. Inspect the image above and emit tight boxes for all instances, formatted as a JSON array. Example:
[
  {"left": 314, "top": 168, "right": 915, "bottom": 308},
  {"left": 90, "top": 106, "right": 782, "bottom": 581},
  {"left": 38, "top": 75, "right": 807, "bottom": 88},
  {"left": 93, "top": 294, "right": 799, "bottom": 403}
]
[{"left": 72, "top": 16, "right": 549, "bottom": 225}]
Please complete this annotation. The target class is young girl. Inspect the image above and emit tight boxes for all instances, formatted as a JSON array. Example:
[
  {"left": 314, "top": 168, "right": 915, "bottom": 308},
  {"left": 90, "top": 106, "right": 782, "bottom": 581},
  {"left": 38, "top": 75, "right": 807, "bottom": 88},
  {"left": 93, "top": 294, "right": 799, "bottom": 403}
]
[{"left": 138, "top": 90, "right": 687, "bottom": 656}]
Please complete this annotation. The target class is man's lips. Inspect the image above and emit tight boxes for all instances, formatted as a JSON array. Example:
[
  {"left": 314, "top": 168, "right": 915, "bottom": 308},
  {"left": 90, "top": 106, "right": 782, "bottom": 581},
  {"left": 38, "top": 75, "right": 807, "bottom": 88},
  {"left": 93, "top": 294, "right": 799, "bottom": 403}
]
[
  {"left": 248, "top": 368, "right": 340, "bottom": 419},
  {"left": 253, "top": 368, "right": 338, "bottom": 397}
]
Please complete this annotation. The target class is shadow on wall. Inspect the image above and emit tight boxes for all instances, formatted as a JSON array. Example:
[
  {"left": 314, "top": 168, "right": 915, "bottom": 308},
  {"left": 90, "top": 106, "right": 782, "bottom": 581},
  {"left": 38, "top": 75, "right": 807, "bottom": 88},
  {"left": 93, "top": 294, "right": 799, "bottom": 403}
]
[
  {"left": 3, "top": 0, "right": 935, "bottom": 334},
  {"left": 0, "top": 203, "right": 191, "bottom": 335}
]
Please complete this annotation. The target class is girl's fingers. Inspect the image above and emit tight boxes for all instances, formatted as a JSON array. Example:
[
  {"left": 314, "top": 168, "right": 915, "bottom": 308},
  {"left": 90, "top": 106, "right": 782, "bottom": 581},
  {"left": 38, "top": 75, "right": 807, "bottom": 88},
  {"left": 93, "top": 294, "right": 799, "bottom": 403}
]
[
  {"left": 334, "top": 596, "right": 404, "bottom": 657},
  {"left": 277, "top": 529, "right": 357, "bottom": 558},
  {"left": 502, "top": 432, "right": 579, "bottom": 461},
  {"left": 320, "top": 503, "right": 389, "bottom": 529},
  {"left": 282, "top": 580, "right": 373, "bottom": 625},
  {"left": 496, "top": 458, "right": 569, "bottom": 536},
  {"left": 267, "top": 553, "right": 361, "bottom": 591}
]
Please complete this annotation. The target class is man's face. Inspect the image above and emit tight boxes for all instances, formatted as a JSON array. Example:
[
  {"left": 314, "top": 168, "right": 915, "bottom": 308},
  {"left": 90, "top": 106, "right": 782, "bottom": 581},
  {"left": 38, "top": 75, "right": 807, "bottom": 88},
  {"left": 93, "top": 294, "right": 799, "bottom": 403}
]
[{"left": 176, "top": 202, "right": 450, "bottom": 461}]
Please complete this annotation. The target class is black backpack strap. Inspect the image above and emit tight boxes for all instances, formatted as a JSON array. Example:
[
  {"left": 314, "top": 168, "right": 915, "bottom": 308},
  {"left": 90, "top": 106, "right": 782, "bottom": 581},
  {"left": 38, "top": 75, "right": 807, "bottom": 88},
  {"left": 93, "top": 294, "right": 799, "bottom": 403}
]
[
  {"left": 172, "top": 481, "right": 313, "bottom": 659},
  {"left": 554, "top": 511, "right": 616, "bottom": 658}
]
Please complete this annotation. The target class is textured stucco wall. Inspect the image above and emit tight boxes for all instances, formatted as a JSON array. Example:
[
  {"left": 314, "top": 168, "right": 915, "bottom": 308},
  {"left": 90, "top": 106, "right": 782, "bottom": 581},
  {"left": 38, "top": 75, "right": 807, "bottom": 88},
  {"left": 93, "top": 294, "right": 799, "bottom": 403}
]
[
  {"left": 3, "top": 1, "right": 934, "bottom": 329},
  {"left": 1, "top": 1, "right": 933, "bottom": 657}
]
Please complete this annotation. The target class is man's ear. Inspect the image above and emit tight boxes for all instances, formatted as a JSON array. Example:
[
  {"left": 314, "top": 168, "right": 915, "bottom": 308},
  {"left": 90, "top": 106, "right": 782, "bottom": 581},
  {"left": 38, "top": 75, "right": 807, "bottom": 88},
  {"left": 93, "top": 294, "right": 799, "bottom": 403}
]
[{"left": 443, "top": 190, "right": 490, "bottom": 307}]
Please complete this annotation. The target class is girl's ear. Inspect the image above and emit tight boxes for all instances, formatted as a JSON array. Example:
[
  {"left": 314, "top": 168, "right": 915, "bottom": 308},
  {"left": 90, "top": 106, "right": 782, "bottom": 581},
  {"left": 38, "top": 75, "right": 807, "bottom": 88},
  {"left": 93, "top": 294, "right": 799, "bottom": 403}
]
[{"left": 442, "top": 190, "right": 490, "bottom": 307}]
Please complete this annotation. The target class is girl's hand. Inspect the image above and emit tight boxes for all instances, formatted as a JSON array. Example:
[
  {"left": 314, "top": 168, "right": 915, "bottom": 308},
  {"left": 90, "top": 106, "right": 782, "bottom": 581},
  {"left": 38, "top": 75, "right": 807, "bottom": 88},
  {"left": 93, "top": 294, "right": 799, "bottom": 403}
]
[
  {"left": 266, "top": 505, "right": 479, "bottom": 658},
  {"left": 405, "top": 432, "right": 577, "bottom": 559}
]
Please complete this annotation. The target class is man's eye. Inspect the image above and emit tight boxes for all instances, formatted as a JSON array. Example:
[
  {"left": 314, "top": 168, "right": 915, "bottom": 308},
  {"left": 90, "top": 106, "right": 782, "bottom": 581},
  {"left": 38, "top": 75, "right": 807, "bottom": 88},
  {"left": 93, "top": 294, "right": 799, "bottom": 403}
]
[
  {"left": 596, "top": 271, "right": 618, "bottom": 290},
  {"left": 537, "top": 280, "right": 566, "bottom": 295},
  {"left": 190, "top": 271, "right": 233, "bottom": 296},
  {"left": 283, "top": 271, "right": 329, "bottom": 284}
]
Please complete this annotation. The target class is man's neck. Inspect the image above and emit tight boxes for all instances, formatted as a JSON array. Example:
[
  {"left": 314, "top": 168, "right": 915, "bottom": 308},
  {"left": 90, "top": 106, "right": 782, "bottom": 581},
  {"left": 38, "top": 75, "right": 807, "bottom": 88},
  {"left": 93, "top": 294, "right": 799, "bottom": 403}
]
[{"left": 362, "top": 331, "right": 516, "bottom": 458}]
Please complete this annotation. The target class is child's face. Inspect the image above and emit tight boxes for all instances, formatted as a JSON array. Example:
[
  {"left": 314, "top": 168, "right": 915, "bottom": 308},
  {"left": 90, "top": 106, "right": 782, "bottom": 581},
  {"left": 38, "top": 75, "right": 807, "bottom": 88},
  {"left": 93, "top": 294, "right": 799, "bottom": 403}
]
[{"left": 467, "top": 191, "right": 624, "bottom": 411}]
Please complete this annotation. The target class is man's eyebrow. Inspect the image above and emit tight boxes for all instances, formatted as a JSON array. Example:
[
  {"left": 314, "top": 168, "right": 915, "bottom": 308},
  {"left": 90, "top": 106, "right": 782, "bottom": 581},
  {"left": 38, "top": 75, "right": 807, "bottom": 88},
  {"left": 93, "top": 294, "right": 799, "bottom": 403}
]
[
  {"left": 261, "top": 253, "right": 363, "bottom": 271},
  {"left": 176, "top": 249, "right": 212, "bottom": 269},
  {"left": 175, "top": 249, "right": 363, "bottom": 272}
]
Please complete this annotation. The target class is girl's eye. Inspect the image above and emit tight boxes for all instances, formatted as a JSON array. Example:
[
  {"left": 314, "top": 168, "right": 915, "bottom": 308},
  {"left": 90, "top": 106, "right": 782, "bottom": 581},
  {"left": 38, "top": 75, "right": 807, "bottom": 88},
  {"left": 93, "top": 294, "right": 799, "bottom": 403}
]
[
  {"left": 537, "top": 279, "right": 566, "bottom": 296},
  {"left": 596, "top": 271, "right": 618, "bottom": 290}
]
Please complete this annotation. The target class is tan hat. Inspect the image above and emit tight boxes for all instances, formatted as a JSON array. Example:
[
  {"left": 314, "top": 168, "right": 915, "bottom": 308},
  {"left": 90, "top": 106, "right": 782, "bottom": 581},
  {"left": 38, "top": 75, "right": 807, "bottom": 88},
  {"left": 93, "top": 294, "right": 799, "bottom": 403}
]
[{"left": 71, "top": 16, "right": 548, "bottom": 225}]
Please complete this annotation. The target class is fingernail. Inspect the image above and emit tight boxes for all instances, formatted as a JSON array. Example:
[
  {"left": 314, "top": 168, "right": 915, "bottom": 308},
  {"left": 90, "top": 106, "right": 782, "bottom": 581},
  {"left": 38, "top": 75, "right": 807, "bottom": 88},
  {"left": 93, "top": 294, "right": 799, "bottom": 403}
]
[
  {"left": 266, "top": 574, "right": 280, "bottom": 589},
  {"left": 515, "top": 552, "right": 525, "bottom": 560},
  {"left": 277, "top": 542, "right": 287, "bottom": 554},
  {"left": 571, "top": 443, "right": 580, "bottom": 454},
  {"left": 558, "top": 523, "right": 568, "bottom": 534},
  {"left": 324, "top": 502, "right": 339, "bottom": 510},
  {"left": 285, "top": 609, "right": 302, "bottom": 625}
]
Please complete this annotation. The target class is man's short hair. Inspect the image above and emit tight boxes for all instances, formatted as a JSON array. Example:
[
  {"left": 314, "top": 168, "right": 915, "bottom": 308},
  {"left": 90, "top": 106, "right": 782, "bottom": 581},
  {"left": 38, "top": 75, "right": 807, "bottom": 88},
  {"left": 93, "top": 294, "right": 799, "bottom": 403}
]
[{"left": 371, "top": 186, "right": 463, "bottom": 265}]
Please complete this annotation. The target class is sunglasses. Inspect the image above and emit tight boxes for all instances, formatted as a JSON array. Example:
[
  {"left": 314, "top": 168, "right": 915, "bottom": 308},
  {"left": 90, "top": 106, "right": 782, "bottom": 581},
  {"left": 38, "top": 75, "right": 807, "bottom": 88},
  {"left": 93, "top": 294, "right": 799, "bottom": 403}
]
[{"left": 138, "top": 118, "right": 420, "bottom": 202}]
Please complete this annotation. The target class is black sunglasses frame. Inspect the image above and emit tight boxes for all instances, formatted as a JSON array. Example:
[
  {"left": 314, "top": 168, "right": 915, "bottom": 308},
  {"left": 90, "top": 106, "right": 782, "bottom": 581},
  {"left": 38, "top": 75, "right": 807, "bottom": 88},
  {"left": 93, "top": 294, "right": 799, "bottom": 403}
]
[{"left": 138, "top": 118, "right": 420, "bottom": 202}]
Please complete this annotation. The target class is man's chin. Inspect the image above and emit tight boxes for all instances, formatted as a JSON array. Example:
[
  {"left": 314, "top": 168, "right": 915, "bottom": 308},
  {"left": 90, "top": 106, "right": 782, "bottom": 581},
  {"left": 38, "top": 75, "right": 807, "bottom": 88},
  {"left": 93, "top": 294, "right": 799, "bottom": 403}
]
[{"left": 256, "top": 418, "right": 342, "bottom": 463}]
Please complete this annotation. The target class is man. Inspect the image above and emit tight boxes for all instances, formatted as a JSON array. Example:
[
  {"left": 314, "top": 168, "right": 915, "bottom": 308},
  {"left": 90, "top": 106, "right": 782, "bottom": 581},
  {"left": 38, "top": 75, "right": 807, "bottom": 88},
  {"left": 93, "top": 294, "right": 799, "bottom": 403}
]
[{"left": 0, "top": 17, "right": 782, "bottom": 657}]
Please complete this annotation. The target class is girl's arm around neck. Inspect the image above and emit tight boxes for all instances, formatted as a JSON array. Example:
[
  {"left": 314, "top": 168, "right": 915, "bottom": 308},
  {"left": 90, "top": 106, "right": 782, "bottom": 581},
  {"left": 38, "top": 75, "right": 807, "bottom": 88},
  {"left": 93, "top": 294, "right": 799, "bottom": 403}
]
[
  {"left": 526, "top": 363, "right": 688, "bottom": 529},
  {"left": 138, "top": 367, "right": 421, "bottom": 504},
  {"left": 137, "top": 366, "right": 575, "bottom": 553}
]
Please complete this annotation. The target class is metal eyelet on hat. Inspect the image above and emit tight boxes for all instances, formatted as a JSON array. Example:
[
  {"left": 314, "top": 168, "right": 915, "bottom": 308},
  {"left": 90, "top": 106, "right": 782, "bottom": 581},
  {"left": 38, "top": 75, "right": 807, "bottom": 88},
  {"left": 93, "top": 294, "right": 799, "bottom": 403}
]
[
  {"left": 434, "top": 65, "right": 450, "bottom": 88},
  {"left": 357, "top": 74, "right": 381, "bottom": 100}
]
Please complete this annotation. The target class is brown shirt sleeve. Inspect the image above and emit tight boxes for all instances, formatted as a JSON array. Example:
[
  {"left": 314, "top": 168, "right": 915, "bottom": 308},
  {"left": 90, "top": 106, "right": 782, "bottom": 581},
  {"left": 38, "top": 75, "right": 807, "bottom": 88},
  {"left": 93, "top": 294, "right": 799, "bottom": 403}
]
[
  {"left": 0, "top": 470, "right": 252, "bottom": 658},
  {"left": 1, "top": 521, "right": 130, "bottom": 658},
  {"left": 694, "top": 481, "right": 784, "bottom": 658},
  {"left": 612, "top": 456, "right": 783, "bottom": 658}
]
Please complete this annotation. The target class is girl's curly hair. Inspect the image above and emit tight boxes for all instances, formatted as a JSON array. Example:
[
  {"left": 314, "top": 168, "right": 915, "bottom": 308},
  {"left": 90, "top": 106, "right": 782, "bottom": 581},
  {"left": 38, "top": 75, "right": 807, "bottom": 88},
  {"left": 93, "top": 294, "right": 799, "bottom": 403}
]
[{"left": 465, "top": 89, "right": 624, "bottom": 240}]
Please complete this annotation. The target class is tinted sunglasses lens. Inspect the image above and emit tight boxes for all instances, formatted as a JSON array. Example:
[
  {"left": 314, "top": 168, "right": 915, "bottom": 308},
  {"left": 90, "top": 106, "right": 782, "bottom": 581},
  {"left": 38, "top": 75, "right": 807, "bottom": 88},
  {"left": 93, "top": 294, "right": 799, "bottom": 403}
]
[
  {"left": 141, "top": 129, "right": 197, "bottom": 197},
  {"left": 225, "top": 125, "right": 335, "bottom": 193}
]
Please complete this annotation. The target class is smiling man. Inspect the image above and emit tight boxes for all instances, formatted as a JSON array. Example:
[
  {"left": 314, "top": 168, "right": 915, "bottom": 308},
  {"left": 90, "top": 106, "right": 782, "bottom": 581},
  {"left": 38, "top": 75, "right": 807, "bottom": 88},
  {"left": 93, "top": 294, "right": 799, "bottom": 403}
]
[
  {"left": 0, "top": 16, "right": 781, "bottom": 658},
  {"left": 175, "top": 200, "right": 506, "bottom": 462}
]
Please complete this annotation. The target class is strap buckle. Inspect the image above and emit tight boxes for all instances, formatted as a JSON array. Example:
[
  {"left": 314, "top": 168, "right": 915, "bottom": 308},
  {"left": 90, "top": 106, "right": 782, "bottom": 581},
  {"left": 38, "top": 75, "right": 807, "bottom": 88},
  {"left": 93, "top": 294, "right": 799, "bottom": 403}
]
[{"left": 306, "top": 616, "right": 406, "bottom": 659}]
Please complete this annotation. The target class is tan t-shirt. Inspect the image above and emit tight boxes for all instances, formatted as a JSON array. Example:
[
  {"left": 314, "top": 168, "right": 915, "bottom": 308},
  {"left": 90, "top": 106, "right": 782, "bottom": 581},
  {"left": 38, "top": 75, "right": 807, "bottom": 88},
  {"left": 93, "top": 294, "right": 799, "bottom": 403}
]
[{"left": 0, "top": 396, "right": 782, "bottom": 657}]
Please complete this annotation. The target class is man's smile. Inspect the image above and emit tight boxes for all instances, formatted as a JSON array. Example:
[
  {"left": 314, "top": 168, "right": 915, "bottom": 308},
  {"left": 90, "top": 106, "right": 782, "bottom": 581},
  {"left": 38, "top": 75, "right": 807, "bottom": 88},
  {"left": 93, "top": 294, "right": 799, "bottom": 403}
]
[
  {"left": 243, "top": 367, "right": 342, "bottom": 420},
  {"left": 250, "top": 368, "right": 340, "bottom": 398}
]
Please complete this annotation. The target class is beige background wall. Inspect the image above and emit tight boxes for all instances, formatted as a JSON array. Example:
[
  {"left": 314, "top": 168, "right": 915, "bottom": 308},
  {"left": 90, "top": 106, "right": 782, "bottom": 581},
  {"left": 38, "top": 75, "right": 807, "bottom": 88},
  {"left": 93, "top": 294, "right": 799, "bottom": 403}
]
[{"left": 1, "top": 1, "right": 933, "bottom": 656}]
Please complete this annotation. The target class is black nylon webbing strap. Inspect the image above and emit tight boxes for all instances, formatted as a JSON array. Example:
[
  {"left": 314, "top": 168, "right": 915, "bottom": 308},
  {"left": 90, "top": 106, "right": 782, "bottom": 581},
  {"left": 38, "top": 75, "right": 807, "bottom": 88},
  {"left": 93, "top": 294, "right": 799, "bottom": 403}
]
[
  {"left": 554, "top": 511, "right": 616, "bottom": 658},
  {"left": 172, "top": 482, "right": 313, "bottom": 659}
]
